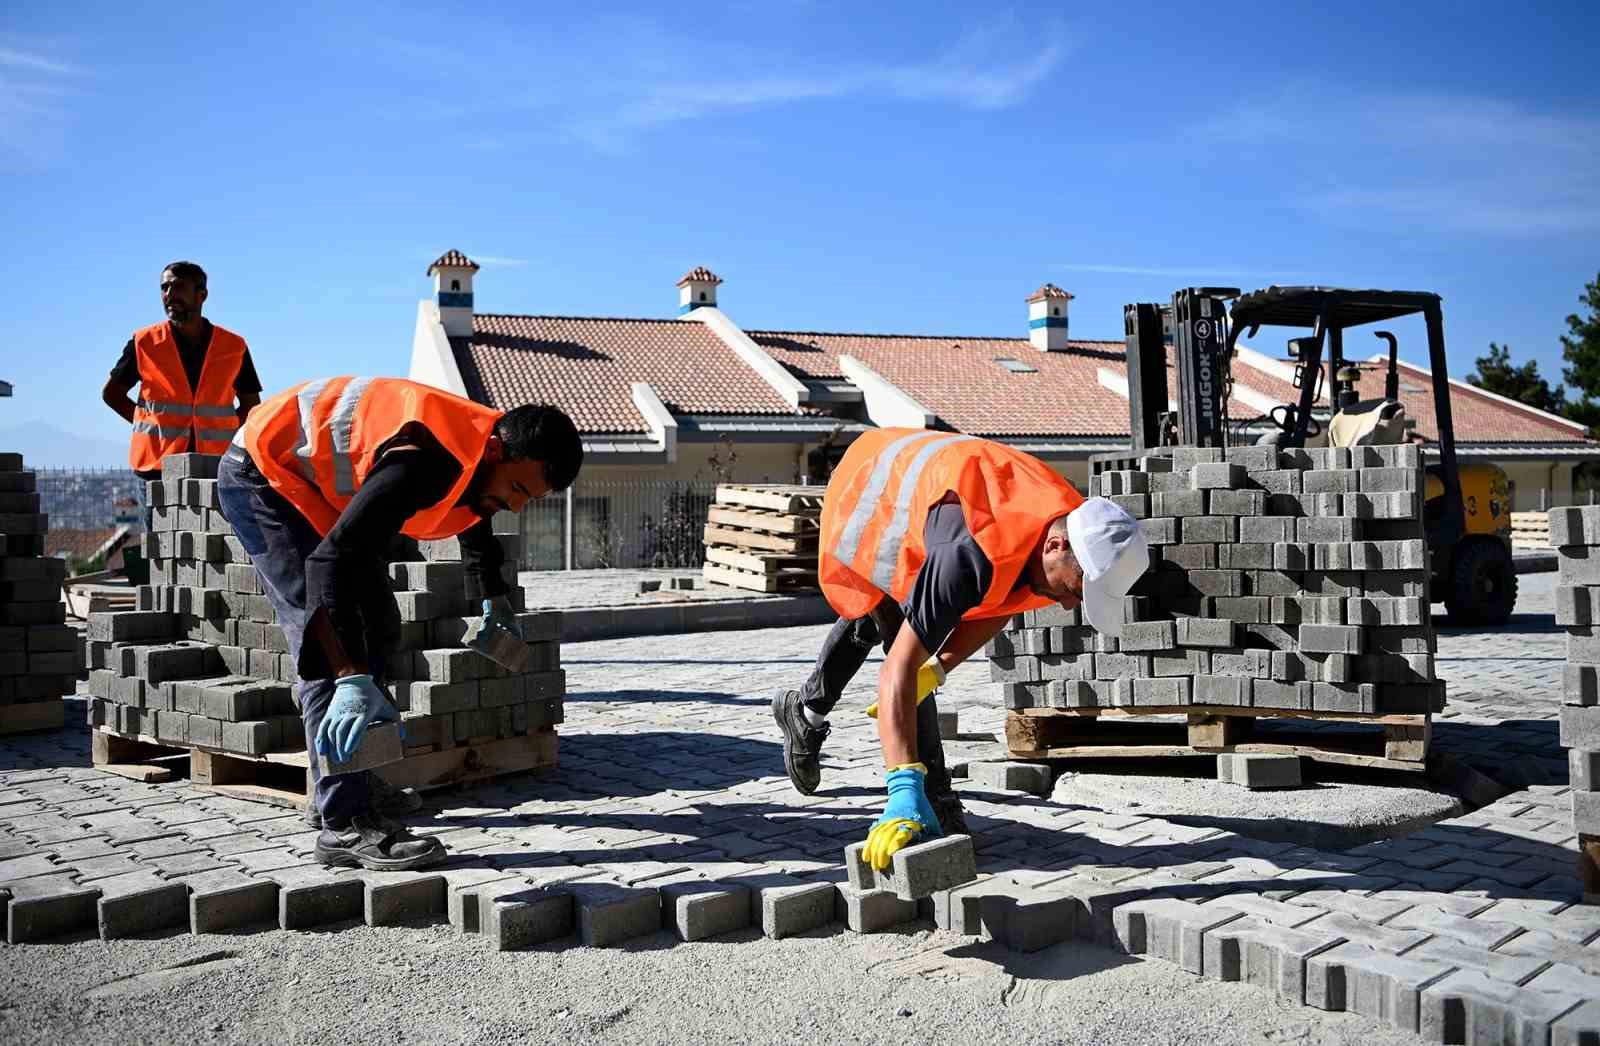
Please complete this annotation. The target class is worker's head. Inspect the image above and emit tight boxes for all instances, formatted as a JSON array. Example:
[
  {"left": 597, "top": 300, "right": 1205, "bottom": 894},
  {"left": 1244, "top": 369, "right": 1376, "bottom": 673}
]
[
  {"left": 161, "top": 261, "right": 207, "bottom": 325},
  {"left": 469, "top": 404, "right": 584, "bottom": 517},
  {"left": 1030, "top": 497, "right": 1149, "bottom": 641}
]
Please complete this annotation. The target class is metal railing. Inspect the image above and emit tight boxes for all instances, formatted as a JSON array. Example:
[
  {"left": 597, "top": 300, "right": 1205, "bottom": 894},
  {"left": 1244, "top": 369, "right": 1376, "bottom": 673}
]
[
  {"left": 34, "top": 467, "right": 146, "bottom": 532},
  {"left": 513, "top": 478, "right": 723, "bottom": 570}
]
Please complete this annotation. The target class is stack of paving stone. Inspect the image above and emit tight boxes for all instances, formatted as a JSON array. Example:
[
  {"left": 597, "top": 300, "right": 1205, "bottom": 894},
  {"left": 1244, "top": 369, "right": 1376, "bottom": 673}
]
[
  {"left": 83, "top": 453, "right": 564, "bottom": 786},
  {"left": 0, "top": 452, "right": 76, "bottom": 734},
  {"left": 991, "top": 443, "right": 1443, "bottom": 760},
  {"left": 1548, "top": 504, "right": 1600, "bottom": 902}
]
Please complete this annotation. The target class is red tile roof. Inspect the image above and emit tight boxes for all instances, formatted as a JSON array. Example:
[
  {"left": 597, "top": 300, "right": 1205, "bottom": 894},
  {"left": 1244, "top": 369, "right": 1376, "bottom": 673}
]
[
  {"left": 454, "top": 314, "right": 800, "bottom": 433},
  {"left": 428, "top": 250, "right": 479, "bottom": 275},
  {"left": 46, "top": 526, "right": 130, "bottom": 566},
  {"left": 676, "top": 267, "right": 722, "bottom": 287},
  {"left": 1027, "top": 284, "right": 1073, "bottom": 303}
]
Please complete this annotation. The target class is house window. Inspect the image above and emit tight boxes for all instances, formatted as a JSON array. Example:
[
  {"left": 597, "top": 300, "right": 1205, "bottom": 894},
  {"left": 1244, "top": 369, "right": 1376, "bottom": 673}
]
[
  {"left": 1052, "top": 306, "right": 1060, "bottom": 316},
  {"left": 995, "top": 357, "right": 1038, "bottom": 374},
  {"left": 450, "top": 279, "right": 461, "bottom": 291},
  {"left": 699, "top": 291, "right": 707, "bottom": 302}
]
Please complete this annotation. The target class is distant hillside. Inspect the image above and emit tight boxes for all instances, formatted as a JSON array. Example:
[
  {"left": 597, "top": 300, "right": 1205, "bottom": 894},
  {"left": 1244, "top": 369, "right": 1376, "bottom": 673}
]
[{"left": 0, "top": 422, "right": 131, "bottom": 469}]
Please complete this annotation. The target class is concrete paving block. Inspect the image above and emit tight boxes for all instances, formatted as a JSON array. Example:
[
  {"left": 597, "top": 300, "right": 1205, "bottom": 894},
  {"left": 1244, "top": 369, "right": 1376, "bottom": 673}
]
[
  {"left": 1560, "top": 587, "right": 1600, "bottom": 629},
  {"left": 660, "top": 879, "right": 752, "bottom": 941},
  {"left": 1559, "top": 550, "right": 1600, "bottom": 587},
  {"left": 266, "top": 868, "right": 366, "bottom": 930},
  {"left": 1552, "top": 1000, "right": 1600, "bottom": 1046},
  {"left": 1119, "top": 620, "right": 1176, "bottom": 651},
  {"left": 836, "top": 884, "right": 918, "bottom": 933},
  {"left": 1191, "top": 462, "right": 1246, "bottom": 490},
  {"left": 1153, "top": 490, "right": 1206, "bottom": 517},
  {"left": 444, "top": 872, "right": 523, "bottom": 933},
  {"left": 1139, "top": 516, "right": 1178, "bottom": 544},
  {"left": 1113, "top": 898, "right": 1245, "bottom": 974},
  {"left": 930, "top": 876, "right": 996, "bottom": 936},
  {"left": 1300, "top": 625, "right": 1365, "bottom": 654},
  {"left": 1361, "top": 467, "right": 1419, "bottom": 493},
  {"left": 1132, "top": 676, "right": 1192, "bottom": 707},
  {"left": 1252, "top": 679, "right": 1312, "bottom": 710},
  {"left": 871, "top": 835, "right": 978, "bottom": 902},
  {"left": 1305, "top": 941, "right": 1456, "bottom": 1032},
  {"left": 361, "top": 870, "right": 447, "bottom": 926},
  {"left": 1410, "top": 935, "right": 1548, "bottom": 985},
  {"left": 979, "top": 882, "right": 1082, "bottom": 953},
  {"left": 1346, "top": 597, "right": 1427, "bottom": 627},
  {"left": 1421, "top": 969, "right": 1587, "bottom": 1046},
  {"left": 1575, "top": 791, "right": 1600, "bottom": 836},
  {"left": 1208, "top": 489, "right": 1267, "bottom": 516},
  {"left": 568, "top": 882, "right": 661, "bottom": 947},
  {"left": 1571, "top": 749, "right": 1600, "bottom": 791},
  {"left": 96, "top": 871, "right": 189, "bottom": 939},
  {"left": 187, "top": 872, "right": 278, "bottom": 933},
  {"left": 1202, "top": 915, "right": 1347, "bottom": 1005},
  {"left": 1299, "top": 517, "right": 1359, "bottom": 544},
  {"left": 1217, "top": 753, "right": 1302, "bottom": 789},
  {"left": 969, "top": 761, "right": 1053, "bottom": 796},
  {"left": 486, "top": 885, "right": 576, "bottom": 950},
  {"left": 1177, "top": 617, "right": 1236, "bottom": 648},
  {"left": 318, "top": 721, "right": 405, "bottom": 777},
  {"left": 1560, "top": 705, "right": 1600, "bottom": 750},
  {"left": 1193, "top": 675, "right": 1250, "bottom": 706},
  {"left": 749, "top": 876, "right": 836, "bottom": 940},
  {"left": 6, "top": 872, "right": 100, "bottom": 943}
]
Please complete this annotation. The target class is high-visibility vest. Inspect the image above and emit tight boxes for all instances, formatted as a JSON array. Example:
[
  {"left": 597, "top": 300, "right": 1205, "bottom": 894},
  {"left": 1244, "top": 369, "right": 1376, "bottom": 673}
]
[
  {"left": 818, "top": 428, "right": 1084, "bottom": 622},
  {"left": 241, "top": 376, "right": 502, "bottom": 540},
  {"left": 128, "top": 321, "right": 247, "bottom": 471}
]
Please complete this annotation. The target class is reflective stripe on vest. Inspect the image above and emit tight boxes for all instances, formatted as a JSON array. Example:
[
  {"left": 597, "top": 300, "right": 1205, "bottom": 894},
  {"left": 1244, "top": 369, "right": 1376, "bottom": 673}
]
[{"left": 866, "top": 433, "right": 976, "bottom": 591}]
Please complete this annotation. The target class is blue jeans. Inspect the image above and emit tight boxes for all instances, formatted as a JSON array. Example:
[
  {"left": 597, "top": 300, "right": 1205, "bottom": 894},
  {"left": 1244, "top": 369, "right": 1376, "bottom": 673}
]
[{"left": 217, "top": 450, "right": 373, "bottom": 825}]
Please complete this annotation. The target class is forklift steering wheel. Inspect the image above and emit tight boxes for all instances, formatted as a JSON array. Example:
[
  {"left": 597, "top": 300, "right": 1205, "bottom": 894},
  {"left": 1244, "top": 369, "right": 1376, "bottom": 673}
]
[{"left": 1269, "top": 404, "right": 1322, "bottom": 438}]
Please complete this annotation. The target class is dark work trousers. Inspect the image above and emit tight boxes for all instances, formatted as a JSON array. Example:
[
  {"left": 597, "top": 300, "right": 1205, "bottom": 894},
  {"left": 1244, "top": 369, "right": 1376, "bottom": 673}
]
[
  {"left": 217, "top": 448, "right": 382, "bottom": 826},
  {"left": 798, "top": 599, "right": 952, "bottom": 799}
]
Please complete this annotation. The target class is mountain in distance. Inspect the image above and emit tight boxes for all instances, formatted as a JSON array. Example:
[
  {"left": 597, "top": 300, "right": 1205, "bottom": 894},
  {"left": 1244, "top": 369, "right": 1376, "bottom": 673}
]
[{"left": 0, "top": 421, "right": 131, "bottom": 469}]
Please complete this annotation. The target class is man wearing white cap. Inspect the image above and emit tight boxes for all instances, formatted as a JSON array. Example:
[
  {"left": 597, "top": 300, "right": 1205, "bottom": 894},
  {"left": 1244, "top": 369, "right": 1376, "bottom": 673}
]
[{"left": 773, "top": 429, "right": 1149, "bottom": 870}]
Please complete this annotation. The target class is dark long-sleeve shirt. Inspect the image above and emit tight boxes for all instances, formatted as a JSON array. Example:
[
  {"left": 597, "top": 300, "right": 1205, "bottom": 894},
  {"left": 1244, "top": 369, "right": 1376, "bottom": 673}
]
[
  {"left": 902, "top": 498, "right": 997, "bottom": 655},
  {"left": 299, "top": 423, "right": 508, "bottom": 677}
]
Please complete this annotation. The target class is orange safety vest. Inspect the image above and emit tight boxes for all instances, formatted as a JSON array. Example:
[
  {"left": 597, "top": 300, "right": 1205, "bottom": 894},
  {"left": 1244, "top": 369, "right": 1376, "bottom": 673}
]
[
  {"left": 818, "top": 428, "right": 1085, "bottom": 622},
  {"left": 241, "top": 376, "right": 502, "bottom": 540},
  {"left": 128, "top": 321, "right": 247, "bottom": 471}
]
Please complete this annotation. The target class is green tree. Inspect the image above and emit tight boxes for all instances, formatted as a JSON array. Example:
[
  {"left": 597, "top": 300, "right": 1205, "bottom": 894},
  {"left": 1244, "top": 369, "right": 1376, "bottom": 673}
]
[
  {"left": 1562, "top": 272, "right": 1600, "bottom": 432},
  {"left": 1466, "top": 343, "right": 1565, "bottom": 414}
]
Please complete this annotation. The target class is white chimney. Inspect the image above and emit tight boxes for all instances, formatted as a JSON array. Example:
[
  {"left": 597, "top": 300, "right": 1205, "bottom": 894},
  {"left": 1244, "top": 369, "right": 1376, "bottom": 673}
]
[
  {"left": 1027, "top": 283, "right": 1073, "bottom": 351},
  {"left": 427, "top": 250, "right": 479, "bottom": 338},
  {"left": 677, "top": 266, "right": 722, "bottom": 314}
]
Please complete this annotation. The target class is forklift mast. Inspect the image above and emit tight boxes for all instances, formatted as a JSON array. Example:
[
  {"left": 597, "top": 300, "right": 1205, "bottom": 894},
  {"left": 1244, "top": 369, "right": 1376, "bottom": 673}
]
[{"left": 1124, "top": 288, "right": 1239, "bottom": 450}]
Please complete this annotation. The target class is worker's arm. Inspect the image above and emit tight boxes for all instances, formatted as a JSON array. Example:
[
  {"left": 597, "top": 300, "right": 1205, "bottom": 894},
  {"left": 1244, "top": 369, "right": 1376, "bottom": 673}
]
[
  {"left": 877, "top": 622, "right": 931, "bottom": 767},
  {"left": 234, "top": 349, "right": 263, "bottom": 424},
  {"left": 458, "top": 517, "right": 510, "bottom": 601},
  {"left": 103, "top": 339, "right": 139, "bottom": 424},
  {"left": 935, "top": 614, "right": 1013, "bottom": 674},
  {"left": 236, "top": 390, "right": 260, "bottom": 424}
]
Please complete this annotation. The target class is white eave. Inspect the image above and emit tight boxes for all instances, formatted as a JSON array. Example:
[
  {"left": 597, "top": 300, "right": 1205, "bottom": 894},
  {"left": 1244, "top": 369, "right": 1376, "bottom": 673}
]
[{"left": 680, "top": 306, "right": 810, "bottom": 409}]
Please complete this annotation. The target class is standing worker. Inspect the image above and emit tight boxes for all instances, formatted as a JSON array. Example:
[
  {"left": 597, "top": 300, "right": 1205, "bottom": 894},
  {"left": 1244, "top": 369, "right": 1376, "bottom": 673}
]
[
  {"left": 102, "top": 261, "right": 263, "bottom": 478},
  {"left": 772, "top": 428, "right": 1149, "bottom": 870},
  {"left": 218, "top": 376, "right": 582, "bottom": 871}
]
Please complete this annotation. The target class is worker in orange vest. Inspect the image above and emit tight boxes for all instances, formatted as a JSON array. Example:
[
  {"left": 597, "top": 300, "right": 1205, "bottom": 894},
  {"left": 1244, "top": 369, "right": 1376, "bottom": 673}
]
[
  {"left": 102, "top": 261, "right": 262, "bottom": 479},
  {"left": 217, "top": 376, "right": 582, "bottom": 871},
  {"left": 773, "top": 429, "right": 1150, "bottom": 870}
]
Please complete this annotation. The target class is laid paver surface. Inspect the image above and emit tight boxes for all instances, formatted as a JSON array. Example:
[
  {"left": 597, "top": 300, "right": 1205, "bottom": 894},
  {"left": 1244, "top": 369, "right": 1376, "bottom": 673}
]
[{"left": 0, "top": 572, "right": 1594, "bottom": 1043}]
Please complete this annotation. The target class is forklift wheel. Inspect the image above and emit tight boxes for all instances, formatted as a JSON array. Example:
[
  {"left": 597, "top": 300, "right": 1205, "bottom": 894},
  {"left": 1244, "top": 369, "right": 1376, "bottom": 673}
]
[{"left": 1446, "top": 540, "right": 1518, "bottom": 625}]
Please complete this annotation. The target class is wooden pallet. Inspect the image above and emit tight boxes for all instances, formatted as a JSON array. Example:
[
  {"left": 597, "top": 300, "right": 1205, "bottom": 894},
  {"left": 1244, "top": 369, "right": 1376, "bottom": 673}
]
[
  {"left": 702, "top": 523, "right": 816, "bottom": 554},
  {"left": 0, "top": 700, "right": 66, "bottom": 735},
  {"left": 714, "top": 484, "right": 824, "bottom": 515},
  {"left": 91, "top": 726, "right": 560, "bottom": 808},
  {"left": 1511, "top": 511, "right": 1551, "bottom": 550},
  {"left": 702, "top": 561, "right": 818, "bottom": 593},
  {"left": 705, "top": 505, "right": 819, "bottom": 536},
  {"left": 1006, "top": 706, "right": 1430, "bottom": 772},
  {"left": 704, "top": 545, "right": 814, "bottom": 575}
]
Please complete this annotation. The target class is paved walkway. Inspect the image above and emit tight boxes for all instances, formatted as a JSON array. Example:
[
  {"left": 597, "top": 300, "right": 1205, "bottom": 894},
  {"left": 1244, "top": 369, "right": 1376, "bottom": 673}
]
[{"left": 1, "top": 572, "right": 1595, "bottom": 1043}]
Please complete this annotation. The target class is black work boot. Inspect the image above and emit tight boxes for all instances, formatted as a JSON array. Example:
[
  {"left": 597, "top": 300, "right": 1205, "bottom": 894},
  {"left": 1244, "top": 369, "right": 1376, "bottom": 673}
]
[
  {"left": 772, "top": 689, "right": 830, "bottom": 795},
  {"left": 930, "top": 792, "right": 971, "bottom": 838},
  {"left": 314, "top": 812, "right": 446, "bottom": 871},
  {"left": 302, "top": 775, "right": 423, "bottom": 828}
]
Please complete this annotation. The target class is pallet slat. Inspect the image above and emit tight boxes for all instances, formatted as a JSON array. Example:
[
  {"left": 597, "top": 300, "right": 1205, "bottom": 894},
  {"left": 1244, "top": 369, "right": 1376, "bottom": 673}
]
[
  {"left": 714, "top": 485, "right": 824, "bottom": 514},
  {"left": 702, "top": 524, "right": 814, "bottom": 554},
  {"left": 702, "top": 561, "right": 817, "bottom": 593},
  {"left": 706, "top": 505, "right": 817, "bottom": 535},
  {"left": 703, "top": 545, "right": 811, "bottom": 574}
]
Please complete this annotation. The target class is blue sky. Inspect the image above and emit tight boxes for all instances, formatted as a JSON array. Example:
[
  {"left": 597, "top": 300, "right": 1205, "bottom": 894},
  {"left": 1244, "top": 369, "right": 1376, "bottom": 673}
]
[{"left": 2, "top": 2, "right": 1596, "bottom": 463}]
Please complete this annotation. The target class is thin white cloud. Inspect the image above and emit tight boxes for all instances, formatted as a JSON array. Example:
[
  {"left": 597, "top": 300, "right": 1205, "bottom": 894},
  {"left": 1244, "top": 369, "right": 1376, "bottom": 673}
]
[
  {"left": 471, "top": 255, "right": 530, "bottom": 268},
  {"left": 1200, "top": 84, "right": 1600, "bottom": 238},
  {"left": 0, "top": 41, "right": 85, "bottom": 168},
  {"left": 0, "top": 46, "right": 83, "bottom": 76}
]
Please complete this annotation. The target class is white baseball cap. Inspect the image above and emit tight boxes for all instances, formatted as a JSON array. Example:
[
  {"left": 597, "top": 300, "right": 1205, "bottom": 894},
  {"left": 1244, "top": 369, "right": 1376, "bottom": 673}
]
[{"left": 1065, "top": 497, "right": 1151, "bottom": 641}]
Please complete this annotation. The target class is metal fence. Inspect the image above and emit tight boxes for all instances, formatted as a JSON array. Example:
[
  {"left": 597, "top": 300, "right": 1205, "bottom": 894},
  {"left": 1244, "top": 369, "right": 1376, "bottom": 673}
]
[
  {"left": 511, "top": 478, "right": 722, "bottom": 570},
  {"left": 34, "top": 467, "right": 145, "bottom": 531}
]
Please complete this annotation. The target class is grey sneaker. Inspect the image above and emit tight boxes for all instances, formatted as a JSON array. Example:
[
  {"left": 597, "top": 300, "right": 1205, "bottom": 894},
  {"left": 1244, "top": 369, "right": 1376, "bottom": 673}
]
[
  {"left": 772, "top": 689, "right": 829, "bottom": 796},
  {"left": 314, "top": 812, "right": 446, "bottom": 871},
  {"left": 931, "top": 793, "right": 970, "bottom": 838},
  {"left": 302, "top": 775, "right": 423, "bottom": 828}
]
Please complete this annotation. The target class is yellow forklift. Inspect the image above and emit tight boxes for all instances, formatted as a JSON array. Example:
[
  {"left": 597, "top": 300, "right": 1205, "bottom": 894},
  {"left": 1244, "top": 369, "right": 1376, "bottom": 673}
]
[{"left": 1121, "top": 286, "right": 1516, "bottom": 624}]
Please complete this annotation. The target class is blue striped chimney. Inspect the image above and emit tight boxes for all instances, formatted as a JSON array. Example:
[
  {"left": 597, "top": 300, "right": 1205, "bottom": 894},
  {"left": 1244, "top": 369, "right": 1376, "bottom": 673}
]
[
  {"left": 677, "top": 266, "right": 722, "bottom": 314},
  {"left": 428, "top": 250, "right": 479, "bottom": 338},
  {"left": 1027, "top": 283, "right": 1073, "bottom": 351}
]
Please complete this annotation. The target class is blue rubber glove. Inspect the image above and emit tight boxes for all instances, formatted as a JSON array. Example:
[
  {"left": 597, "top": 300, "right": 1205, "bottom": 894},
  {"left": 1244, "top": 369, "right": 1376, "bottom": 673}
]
[
  {"left": 862, "top": 763, "right": 944, "bottom": 871},
  {"left": 482, "top": 596, "right": 525, "bottom": 640},
  {"left": 315, "top": 674, "right": 399, "bottom": 765}
]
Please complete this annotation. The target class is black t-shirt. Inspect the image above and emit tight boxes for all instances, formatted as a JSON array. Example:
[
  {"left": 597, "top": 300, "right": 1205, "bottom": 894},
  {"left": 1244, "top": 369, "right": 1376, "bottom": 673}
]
[
  {"left": 110, "top": 320, "right": 263, "bottom": 396},
  {"left": 902, "top": 498, "right": 996, "bottom": 654},
  {"left": 299, "top": 423, "right": 508, "bottom": 677}
]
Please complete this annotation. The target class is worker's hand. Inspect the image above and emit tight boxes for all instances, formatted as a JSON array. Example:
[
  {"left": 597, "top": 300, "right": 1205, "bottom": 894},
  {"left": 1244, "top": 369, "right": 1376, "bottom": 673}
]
[
  {"left": 865, "top": 659, "right": 945, "bottom": 718},
  {"left": 862, "top": 763, "right": 943, "bottom": 871},
  {"left": 482, "top": 596, "right": 525, "bottom": 641},
  {"left": 315, "top": 674, "right": 399, "bottom": 764}
]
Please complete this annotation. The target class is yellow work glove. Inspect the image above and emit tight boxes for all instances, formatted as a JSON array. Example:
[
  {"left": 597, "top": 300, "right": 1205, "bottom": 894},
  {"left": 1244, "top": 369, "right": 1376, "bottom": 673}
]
[
  {"left": 862, "top": 762, "right": 943, "bottom": 872},
  {"left": 865, "top": 659, "right": 946, "bottom": 718}
]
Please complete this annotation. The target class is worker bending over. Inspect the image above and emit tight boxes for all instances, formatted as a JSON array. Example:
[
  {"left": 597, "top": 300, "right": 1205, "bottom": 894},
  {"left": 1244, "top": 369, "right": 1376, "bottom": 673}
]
[
  {"left": 218, "top": 377, "right": 582, "bottom": 871},
  {"left": 103, "top": 261, "right": 262, "bottom": 478},
  {"left": 773, "top": 429, "right": 1149, "bottom": 869}
]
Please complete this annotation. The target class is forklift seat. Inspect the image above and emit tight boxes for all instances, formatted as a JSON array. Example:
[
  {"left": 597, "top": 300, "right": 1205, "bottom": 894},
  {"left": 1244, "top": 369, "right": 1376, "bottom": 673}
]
[{"left": 1328, "top": 399, "right": 1409, "bottom": 448}]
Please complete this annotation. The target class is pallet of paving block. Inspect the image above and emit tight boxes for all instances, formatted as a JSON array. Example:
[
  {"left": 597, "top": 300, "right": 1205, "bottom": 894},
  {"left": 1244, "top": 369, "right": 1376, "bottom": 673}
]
[
  {"left": 705, "top": 504, "right": 820, "bottom": 536},
  {"left": 1004, "top": 707, "right": 1430, "bottom": 772},
  {"left": 702, "top": 522, "right": 817, "bottom": 554},
  {"left": 702, "top": 544, "right": 814, "bottom": 576},
  {"left": 713, "top": 484, "right": 824, "bottom": 516},
  {"left": 90, "top": 725, "right": 308, "bottom": 797},
  {"left": 1510, "top": 511, "right": 1551, "bottom": 549},
  {"left": 701, "top": 560, "right": 818, "bottom": 593},
  {"left": 0, "top": 700, "right": 66, "bottom": 735}
]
